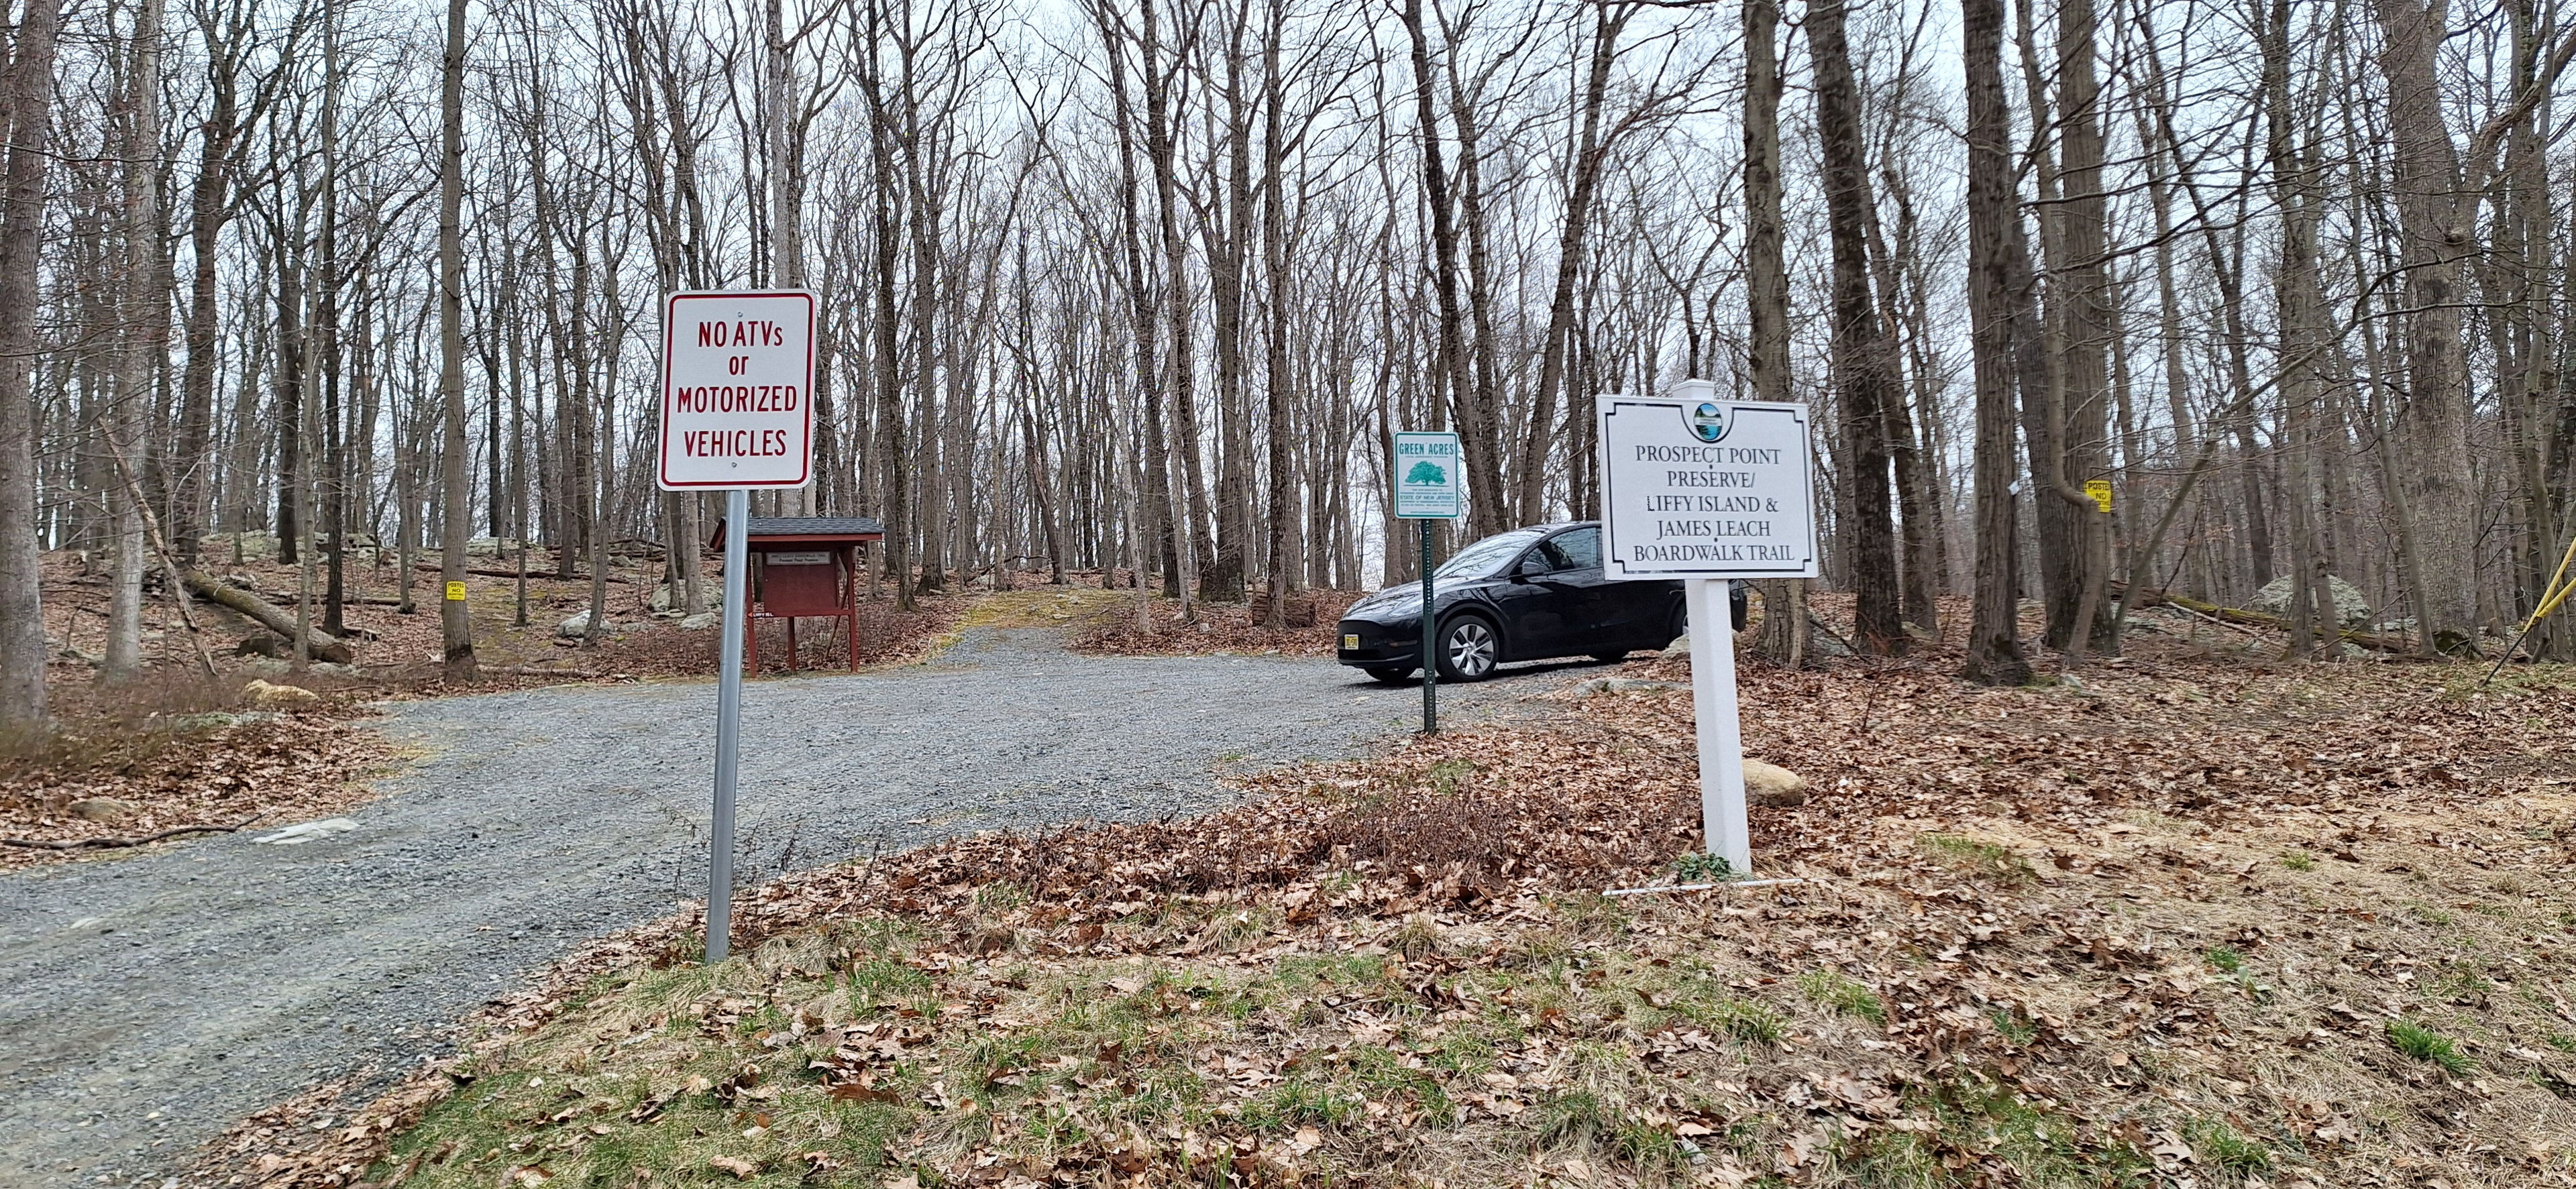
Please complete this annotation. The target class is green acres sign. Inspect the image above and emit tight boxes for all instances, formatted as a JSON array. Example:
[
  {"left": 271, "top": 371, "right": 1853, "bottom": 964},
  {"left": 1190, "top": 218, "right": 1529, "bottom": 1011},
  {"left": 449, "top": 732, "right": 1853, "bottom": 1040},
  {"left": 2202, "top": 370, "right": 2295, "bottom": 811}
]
[{"left": 1391, "top": 431, "right": 1462, "bottom": 520}]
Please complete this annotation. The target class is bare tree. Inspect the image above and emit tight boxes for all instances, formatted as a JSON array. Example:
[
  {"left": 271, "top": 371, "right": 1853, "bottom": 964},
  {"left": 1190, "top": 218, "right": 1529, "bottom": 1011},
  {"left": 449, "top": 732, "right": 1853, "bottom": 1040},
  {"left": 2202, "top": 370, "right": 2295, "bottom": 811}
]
[{"left": 437, "top": 0, "right": 476, "bottom": 681}]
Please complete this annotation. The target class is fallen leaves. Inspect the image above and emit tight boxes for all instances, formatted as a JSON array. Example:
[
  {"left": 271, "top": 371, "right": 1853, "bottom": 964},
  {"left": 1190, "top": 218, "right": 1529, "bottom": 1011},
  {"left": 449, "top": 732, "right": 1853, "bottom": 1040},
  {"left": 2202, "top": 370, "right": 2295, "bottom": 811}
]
[
  {"left": 1, "top": 706, "right": 392, "bottom": 867},
  {"left": 192, "top": 608, "right": 2576, "bottom": 1188}
]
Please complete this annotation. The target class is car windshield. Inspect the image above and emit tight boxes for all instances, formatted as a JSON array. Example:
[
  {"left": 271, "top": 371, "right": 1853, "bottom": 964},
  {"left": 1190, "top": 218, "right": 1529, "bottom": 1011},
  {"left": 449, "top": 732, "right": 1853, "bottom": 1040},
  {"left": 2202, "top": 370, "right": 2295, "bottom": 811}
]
[{"left": 1434, "top": 528, "right": 1546, "bottom": 579}]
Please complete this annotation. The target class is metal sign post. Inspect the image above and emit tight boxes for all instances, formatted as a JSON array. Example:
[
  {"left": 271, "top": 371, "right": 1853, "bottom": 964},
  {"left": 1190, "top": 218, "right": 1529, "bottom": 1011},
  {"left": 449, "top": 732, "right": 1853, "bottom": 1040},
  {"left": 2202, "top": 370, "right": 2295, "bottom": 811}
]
[
  {"left": 1595, "top": 380, "right": 1817, "bottom": 877},
  {"left": 1420, "top": 519, "right": 1437, "bottom": 733},
  {"left": 1392, "top": 431, "right": 1462, "bottom": 734},
  {"left": 659, "top": 290, "right": 816, "bottom": 964},
  {"left": 707, "top": 489, "right": 749, "bottom": 961}
]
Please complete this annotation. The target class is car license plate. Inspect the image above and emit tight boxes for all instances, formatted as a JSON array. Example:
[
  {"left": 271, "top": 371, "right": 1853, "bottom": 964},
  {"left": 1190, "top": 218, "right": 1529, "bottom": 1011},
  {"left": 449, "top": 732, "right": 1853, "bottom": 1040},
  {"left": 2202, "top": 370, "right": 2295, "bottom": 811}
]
[{"left": 1342, "top": 634, "right": 1360, "bottom": 649}]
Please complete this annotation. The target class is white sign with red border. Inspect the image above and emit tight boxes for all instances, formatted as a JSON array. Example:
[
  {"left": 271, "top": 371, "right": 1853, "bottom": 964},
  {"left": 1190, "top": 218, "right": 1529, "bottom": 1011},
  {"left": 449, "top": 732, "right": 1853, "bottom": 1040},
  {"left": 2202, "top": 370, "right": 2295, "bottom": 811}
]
[{"left": 657, "top": 290, "right": 816, "bottom": 490}]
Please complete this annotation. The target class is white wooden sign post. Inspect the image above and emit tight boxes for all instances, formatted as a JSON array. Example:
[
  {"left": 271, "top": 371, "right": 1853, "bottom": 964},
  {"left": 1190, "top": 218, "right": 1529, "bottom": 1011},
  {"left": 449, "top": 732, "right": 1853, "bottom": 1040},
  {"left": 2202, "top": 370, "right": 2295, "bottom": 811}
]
[
  {"left": 1597, "top": 380, "right": 1817, "bottom": 877},
  {"left": 658, "top": 290, "right": 815, "bottom": 963}
]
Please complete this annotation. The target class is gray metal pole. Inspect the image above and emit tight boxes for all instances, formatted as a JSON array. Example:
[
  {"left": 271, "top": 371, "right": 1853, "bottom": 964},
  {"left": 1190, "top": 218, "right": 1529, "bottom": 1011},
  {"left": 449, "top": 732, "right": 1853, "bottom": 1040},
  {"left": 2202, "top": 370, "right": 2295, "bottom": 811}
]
[
  {"left": 1419, "top": 518, "right": 1436, "bottom": 734},
  {"left": 707, "top": 488, "right": 749, "bottom": 964}
]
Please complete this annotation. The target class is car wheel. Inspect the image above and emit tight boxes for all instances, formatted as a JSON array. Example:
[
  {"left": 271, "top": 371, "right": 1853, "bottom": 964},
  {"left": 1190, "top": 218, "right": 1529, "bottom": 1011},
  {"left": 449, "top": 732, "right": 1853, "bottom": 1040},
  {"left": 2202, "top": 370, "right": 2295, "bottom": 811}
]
[
  {"left": 1437, "top": 616, "right": 1498, "bottom": 681},
  {"left": 1666, "top": 602, "right": 1689, "bottom": 644},
  {"left": 1363, "top": 665, "right": 1413, "bottom": 683},
  {"left": 1591, "top": 650, "right": 1628, "bottom": 664}
]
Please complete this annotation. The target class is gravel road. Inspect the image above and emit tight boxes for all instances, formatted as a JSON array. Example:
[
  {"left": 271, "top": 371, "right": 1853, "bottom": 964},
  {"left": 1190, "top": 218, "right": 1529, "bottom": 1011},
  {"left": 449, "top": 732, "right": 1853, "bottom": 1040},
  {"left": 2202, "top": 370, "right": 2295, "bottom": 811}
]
[{"left": 0, "top": 628, "right": 1545, "bottom": 1187}]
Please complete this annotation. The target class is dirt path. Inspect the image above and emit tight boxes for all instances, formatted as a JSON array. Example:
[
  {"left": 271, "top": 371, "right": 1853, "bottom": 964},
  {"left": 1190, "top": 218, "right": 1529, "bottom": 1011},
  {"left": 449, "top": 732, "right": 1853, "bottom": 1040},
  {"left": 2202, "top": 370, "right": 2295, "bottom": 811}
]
[{"left": 0, "top": 629, "right": 1552, "bottom": 1187}]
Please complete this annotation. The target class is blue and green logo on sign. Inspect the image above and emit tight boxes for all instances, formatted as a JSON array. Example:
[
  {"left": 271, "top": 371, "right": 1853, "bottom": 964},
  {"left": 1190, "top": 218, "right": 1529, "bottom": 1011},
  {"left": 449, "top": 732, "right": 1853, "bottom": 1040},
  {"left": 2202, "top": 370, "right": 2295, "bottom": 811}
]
[{"left": 1690, "top": 402, "right": 1727, "bottom": 443}]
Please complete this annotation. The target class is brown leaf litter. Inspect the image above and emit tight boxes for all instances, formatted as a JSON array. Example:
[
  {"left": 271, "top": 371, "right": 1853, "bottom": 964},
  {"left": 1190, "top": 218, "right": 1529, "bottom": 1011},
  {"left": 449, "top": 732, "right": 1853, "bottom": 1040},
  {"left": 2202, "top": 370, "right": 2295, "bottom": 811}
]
[{"left": 182, "top": 615, "right": 2576, "bottom": 1188}]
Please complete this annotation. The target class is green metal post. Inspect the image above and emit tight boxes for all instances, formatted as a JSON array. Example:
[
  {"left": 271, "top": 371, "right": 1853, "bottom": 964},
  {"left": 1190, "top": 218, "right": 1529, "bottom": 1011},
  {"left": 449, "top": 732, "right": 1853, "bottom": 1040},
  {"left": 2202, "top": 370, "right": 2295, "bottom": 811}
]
[{"left": 1420, "top": 518, "right": 1436, "bottom": 734}]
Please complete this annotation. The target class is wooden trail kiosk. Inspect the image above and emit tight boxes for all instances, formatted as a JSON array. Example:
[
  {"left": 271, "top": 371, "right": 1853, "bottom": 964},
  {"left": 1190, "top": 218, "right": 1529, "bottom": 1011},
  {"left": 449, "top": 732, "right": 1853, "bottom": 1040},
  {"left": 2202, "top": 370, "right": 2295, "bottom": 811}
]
[{"left": 708, "top": 515, "right": 885, "bottom": 674}]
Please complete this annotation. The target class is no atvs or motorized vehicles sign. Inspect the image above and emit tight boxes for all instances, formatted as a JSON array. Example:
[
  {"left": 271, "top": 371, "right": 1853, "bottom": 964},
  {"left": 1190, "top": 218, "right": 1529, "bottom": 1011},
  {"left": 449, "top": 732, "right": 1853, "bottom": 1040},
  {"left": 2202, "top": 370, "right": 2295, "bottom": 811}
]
[{"left": 658, "top": 290, "right": 816, "bottom": 491}]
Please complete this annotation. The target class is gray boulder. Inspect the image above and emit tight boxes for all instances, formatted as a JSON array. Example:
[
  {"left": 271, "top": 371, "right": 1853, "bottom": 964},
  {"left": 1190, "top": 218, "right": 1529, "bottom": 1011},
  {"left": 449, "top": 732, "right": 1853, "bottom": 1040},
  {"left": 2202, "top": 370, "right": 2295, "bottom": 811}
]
[
  {"left": 2251, "top": 575, "right": 2371, "bottom": 627},
  {"left": 557, "top": 611, "right": 643, "bottom": 638},
  {"left": 1743, "top": 759, "right": 1809, "bottom": 807},
  {"left": 649, "top": 583, "right": 721, "bottom": 614},
  {"left": 69, "top": 797, "right": 140, "bottom": 822}
]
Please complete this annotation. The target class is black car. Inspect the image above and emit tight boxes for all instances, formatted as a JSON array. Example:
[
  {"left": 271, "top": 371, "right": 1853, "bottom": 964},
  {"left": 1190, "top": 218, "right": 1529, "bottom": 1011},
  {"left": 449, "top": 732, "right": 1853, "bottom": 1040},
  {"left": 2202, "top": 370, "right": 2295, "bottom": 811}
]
[{"left": 1335, "top": 520, "right": 1748, "bottom": 683}]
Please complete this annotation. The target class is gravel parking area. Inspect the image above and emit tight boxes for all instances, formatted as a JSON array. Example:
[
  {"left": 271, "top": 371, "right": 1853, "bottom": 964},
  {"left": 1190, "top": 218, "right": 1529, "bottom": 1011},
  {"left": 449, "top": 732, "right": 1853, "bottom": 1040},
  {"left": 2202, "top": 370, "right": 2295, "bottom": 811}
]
[{"left": 0, "top": 628, "right": 1546, "bottom": 1186}]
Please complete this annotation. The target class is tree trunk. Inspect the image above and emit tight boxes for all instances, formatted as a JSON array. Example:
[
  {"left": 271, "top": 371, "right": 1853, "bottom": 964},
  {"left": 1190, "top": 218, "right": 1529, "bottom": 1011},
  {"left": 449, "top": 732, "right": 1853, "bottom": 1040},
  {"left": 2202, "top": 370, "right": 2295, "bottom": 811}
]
[
  {"left": 1806, "top": 0, "right": 1903, "bottom": 655},
  {"left": 1959, "top": 0, "right": 2029, "bottom": 685},
  {"left": 1742, "top": 0, "right": 1803, "bottom": 666},
  {"left": 1514, "top": 4, "right": 1631, "bottom": 526},
  {"left": 0, "top": 0, "right": 62, "bottom": 722},
  {"left": 1398, "top": 0, "right": 1470, "bottom": 541},
  {"left": 437, "top": 0, "right": 477, "bottom": 681},
  {"left": 2371, "top": 0, "right": 2478, "bottom": 648},
  {"left": 104, "top": 0, "right": 170, "bottom": 681},
  {"left": 1260, "top": 0, "right": 1294, "bottom": 629}
]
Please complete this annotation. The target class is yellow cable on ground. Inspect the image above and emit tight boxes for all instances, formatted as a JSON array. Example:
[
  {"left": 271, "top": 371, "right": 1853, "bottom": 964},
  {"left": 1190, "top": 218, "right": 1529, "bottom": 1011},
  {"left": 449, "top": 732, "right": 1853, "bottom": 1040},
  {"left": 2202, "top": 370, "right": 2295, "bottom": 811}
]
[
  {"left": 2481, "top": 527, "right": 2576, "bottom": 685},
  {"left": 2526, "top": 528, "right": 2576, "bottom": 633}
]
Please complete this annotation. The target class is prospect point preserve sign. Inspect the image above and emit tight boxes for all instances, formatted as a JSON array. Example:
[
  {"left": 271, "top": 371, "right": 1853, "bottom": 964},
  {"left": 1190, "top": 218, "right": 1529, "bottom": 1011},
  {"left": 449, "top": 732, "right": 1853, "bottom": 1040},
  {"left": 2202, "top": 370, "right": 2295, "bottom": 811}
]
[
  {"left": 1598, "top": 390, "right": 1819, "bottom": 580},
  {"left": 658, "top": 290, "right": 816, "bottom": 490}
]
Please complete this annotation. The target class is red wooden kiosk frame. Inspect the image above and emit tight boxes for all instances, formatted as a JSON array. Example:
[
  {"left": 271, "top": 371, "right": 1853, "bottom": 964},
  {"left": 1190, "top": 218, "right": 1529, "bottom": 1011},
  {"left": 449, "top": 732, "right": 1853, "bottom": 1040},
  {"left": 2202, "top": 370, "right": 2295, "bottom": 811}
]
[{"left": 710, "top": 516, "right": 885, "bottom": 673}]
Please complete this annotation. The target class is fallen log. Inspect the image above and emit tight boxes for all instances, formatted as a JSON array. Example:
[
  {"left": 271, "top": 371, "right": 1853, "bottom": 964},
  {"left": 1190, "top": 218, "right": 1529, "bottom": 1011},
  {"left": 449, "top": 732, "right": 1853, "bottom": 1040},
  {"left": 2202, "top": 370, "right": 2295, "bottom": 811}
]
[
  {"left": 485, "top": 665, "right": 608, "bottom": 680},
  {"left": 257, "top": 589, "right": 407, "bottom": 608},
  {"left": 2112, "top": 581, "right": 2412, "bottom": 653},
  {"left": 410, "top": 563, "right": 641, "bottom": 584},
  {"left": 181, "top": 571, "right": 354, "bottom": 663},
  {"left": 3, "top": 813, "right": 266, "bottom": 851}
]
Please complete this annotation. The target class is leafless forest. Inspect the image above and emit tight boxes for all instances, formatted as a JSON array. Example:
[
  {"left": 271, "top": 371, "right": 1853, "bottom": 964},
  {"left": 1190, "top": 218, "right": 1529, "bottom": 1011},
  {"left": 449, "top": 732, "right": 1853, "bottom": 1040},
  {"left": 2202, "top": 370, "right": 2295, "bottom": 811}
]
[{"left": 0, "top": 0, "right": 2570, "bottom": 720}]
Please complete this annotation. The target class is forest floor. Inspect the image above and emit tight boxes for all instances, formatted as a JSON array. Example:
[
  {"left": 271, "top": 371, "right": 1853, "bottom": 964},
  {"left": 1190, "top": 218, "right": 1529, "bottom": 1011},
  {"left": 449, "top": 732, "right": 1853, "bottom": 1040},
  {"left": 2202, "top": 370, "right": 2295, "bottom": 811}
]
[
  {"left": 7, "top": 604, "right": 1540, "bottom": 1189},
  {"left": 179, "top": 598, "right": 2576, "bottom": 1189}
]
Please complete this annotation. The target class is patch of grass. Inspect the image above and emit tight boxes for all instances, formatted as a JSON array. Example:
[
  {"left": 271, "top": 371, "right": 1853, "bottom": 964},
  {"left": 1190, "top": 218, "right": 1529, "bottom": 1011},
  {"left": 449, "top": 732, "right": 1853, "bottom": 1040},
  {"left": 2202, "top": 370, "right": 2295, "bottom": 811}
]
[
  {"left": 2204, "top": 946, "right": 2243, "bottom": 974},
  {"left": 1391, "top": 913, "right": 1442, "bottom": 960},
  {"left": 1198, "top": 906, "right": 1279, "bottom": 955},
  {"left": 2385, "top": 1018, "right": 2473, "bottom": 1074},
  {"left": 1795, "top": 968, "right": 1886, "bottom": 1024},
  {"left": 1675, "top": 995, "right": 1784, "bottom": 1045},
  {"left": 1422, "top": 758, "right": 1479, "bottom": 795},
  {"left": 1611, "top": 1118, "right": 1691, "bottom": 1169},
  {"left": 1915, "top": 1082, "right": 2149, "bottom": 1188},
  {"left": 973, "top": 881, "right": 1031, "bottom": 912},
  {"left": 1534, "top": 1088, "right": 1616, "bottom": 1147},
  {"left": 1919, "top": 834, "right": 2035, "bottom": 883},
  {"left": 1554, "top": 892, "right": 1631, "bottom": 940},
  {"left": 1987, "top": 1005, "right": 2039, "bottom": 1045},
  {"left": 2280, "top": 851, "right": 2316, "bottom": 871},
  {"left": 847, "top": 956, "right": 932, "bottom": 1000},
  {"left": 1238, "top": 1076, "right": 1361, "bottom": 1133},
  {"left": 2429, "top": 963, "right": 2492, "bottom": 999},
  {"left": 2546, "top": 1032, "right": 2576, "bottom": 1054},
  {"left": 2185, "top": 1117, "right": 2273, "bottom": 1176},
  {"left": 1347, "top": 1044, "right": 1451, "bottom": 1120},
  {"left": 1835, "top": 1128, "right": 1948, "bottom": 1188},
  {"left": 1275, "top": 952, "right": 1389, "bottom": 991}
]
